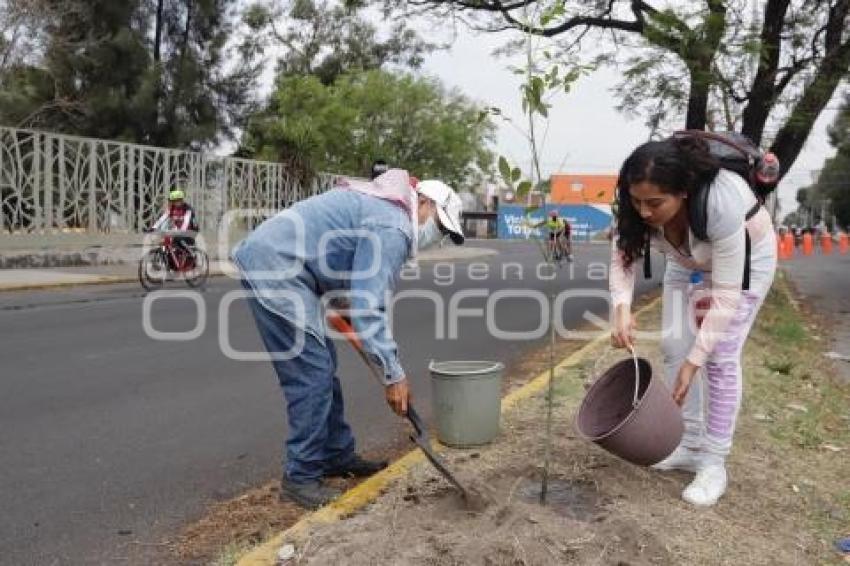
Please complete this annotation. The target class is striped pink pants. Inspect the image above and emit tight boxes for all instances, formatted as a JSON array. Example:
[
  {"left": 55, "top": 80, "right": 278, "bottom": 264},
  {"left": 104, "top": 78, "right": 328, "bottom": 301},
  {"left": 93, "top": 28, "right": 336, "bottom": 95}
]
[{"left": 660, "top": 247, "right": 775, "bottom": 457}]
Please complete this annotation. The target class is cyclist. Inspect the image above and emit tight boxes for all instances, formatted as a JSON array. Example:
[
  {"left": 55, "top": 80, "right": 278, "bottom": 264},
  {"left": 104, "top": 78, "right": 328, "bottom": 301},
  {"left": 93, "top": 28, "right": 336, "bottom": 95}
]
[
  {"left": 150, "top": 188, "right": 198, "bottom": 251},
  {"left": 148, "top": 188, "right": 198, "bottom": 269},
  {"left": 543, "top": 210, "right": 567, "bottom": 259},
  {"left": 561, "top": 215, "right": 573, "bottom": 260}
]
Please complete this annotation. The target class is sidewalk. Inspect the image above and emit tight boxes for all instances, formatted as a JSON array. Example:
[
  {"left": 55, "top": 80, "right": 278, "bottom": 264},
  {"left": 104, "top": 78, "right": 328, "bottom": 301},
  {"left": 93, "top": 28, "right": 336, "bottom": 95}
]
[
  {"left": 0, "top": 231, "right": 238, "bottom": 268},
  {"left": 0, "top": 245, "right": 498, "bottom": 292}
]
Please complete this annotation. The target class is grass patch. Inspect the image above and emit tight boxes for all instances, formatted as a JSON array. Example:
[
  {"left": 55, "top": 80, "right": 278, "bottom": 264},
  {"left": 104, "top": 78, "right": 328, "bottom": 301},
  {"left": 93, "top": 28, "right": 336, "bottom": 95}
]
[
  {"left": 212, "top": 541, "right": 257, "bottom": 566},
  {"left": 770, "top": 319, "right": 808, "bottom": 344},
  {"left": 742, "top": 277, "right": 850, "bottom": 548},
  {"left": 763, "top": 357, "right": 795, "bottom": 375}
]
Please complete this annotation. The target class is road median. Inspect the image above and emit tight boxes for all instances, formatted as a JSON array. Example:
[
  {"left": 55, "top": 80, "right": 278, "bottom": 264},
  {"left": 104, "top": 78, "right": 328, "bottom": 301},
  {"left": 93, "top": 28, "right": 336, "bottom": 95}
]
[
  {"left": 234, "top": 299, "right": 659, "bottom": 566},
  {"left": 234, "top": 274, "right": 849, "bottom": 565}
]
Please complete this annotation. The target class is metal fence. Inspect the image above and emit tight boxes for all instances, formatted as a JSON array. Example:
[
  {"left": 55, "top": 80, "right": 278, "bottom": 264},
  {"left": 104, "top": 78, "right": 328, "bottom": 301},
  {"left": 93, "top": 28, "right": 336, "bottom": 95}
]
[{"left": 0, "top": 126, "right": 334, "bottom": 233}]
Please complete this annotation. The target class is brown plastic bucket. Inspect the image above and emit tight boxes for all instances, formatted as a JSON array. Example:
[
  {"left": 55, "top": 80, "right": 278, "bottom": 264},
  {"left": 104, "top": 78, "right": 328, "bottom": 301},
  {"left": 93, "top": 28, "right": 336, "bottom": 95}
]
[{"left": 575, "top": 350, "right": 683, "bottom": 466}]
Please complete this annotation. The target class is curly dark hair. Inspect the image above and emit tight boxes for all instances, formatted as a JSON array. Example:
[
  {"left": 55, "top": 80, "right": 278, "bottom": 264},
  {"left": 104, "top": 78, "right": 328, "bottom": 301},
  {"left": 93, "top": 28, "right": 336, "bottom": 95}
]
[{"left": 614, "top": 136, "right": 721, "bottom": 267}]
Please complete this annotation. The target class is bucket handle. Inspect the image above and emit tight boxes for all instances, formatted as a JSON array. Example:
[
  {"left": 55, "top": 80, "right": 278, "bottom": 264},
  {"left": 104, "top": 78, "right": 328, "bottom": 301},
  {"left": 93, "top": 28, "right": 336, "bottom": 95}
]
[
  {"left": 627, "top": 345, "right": 641, "bottom": 408},
  {"left": 589, "top": 345, "right": 642, "bottom": 407}
]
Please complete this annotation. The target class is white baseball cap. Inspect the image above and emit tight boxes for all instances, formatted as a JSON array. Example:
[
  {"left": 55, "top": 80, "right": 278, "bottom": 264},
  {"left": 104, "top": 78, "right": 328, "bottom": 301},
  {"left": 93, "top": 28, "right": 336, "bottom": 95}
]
[{"left": 417, "top": 179, "right": 464, "bottom": 245}]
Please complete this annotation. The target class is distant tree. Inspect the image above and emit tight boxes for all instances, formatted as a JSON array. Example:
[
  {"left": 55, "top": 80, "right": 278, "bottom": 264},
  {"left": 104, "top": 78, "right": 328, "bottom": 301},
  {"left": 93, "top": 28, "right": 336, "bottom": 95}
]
[
  {"left": 0, "top": 0, "right": 48, "bottom": 74},
  {"left": 0, "top": 0, "right": 152, "bottom": 139},
  {"left": 147, "top": 0, "right": 260, "bottom": 147},
  {"left": 240, "top": 70, "right": 495, "bottom": 188},
  {"left": 0, "top": 0, "right": 259, "bottom": 148},
  {"left": 240, "top": 0, "right": 434, "bottom": 85},
  {"left": 797, "top": 93, "right": 850, "bottom": 229}
]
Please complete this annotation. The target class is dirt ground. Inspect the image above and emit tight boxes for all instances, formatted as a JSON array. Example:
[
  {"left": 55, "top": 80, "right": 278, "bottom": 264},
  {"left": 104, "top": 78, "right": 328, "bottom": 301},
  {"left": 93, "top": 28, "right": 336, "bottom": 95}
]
[
  {"left": 172, "top": 297, "right": 659, "bottom": 566},
  {"left": 278, "top": 276, "right": 850, "bottom": 566}
]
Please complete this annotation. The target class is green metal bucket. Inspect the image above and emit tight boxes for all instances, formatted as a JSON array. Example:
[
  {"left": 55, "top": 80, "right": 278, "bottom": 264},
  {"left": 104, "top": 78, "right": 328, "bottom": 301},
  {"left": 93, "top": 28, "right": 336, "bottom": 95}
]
[{"left": 429, "top": 360, "right": 505, "bottom": 447}]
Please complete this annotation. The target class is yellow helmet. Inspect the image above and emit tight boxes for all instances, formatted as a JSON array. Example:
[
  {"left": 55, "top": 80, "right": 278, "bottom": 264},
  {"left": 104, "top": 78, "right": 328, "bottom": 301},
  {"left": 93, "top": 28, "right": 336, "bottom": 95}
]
[{"left": 168, "top": 188, "right": 185, "bottom": 201}]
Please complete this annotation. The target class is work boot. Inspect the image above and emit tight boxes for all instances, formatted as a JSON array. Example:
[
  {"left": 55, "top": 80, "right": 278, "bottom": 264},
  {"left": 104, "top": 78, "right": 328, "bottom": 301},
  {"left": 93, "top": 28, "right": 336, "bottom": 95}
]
[
  {"left": 280, "top": 478, "right": 341, "bottom": 510},
  {"left": 324, "top": 454, "right": 388, "bottom": 478}
]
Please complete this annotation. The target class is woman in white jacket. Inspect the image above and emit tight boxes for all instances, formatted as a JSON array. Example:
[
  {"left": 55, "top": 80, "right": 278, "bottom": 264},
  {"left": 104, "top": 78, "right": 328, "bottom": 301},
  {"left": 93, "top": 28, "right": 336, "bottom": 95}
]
[{"left": 609, "top": 136, "right": 777, "bottom": 506}]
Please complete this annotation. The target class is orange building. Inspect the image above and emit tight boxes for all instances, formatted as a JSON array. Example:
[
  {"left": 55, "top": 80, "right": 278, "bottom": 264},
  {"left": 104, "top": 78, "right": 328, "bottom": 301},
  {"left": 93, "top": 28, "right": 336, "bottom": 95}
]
[{"left": 550, "top": 174, "right": 617, "bottom": 205}]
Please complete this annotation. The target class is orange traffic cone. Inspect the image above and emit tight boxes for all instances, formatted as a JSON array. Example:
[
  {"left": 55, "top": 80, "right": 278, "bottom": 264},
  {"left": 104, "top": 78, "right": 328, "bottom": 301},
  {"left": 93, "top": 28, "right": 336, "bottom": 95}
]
[
  {"left": 783, "top": 232, "right": 795, "bottom": 258},
  {"left": 822, "top": 232, "right": 833, "bottom": 255},
  {"left": 802, "top": 232, "right": 814, "bottom": 256},
  {"left": 839, "top": 232, "right": 848, "bottom": 255},
  {"left": 778, "top": 233, "right": 789, "bottom": 260}
]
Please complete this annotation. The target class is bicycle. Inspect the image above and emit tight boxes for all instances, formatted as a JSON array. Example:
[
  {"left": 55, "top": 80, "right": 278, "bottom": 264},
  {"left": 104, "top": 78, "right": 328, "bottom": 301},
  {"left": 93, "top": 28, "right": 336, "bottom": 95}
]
[
  {"left": 547, "top": 232, "right": 572, "bottom": 263},
  {"left": 138, "top": 233, "right": 209, "bottom": 291}
]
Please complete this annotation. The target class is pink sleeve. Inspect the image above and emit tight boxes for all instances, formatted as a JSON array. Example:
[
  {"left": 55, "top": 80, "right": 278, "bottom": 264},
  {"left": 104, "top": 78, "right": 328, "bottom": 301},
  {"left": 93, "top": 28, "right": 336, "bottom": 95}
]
[
  {"left": 686, "top": 226, "right": 745, "bottom": 367},
  {"left": 609, "top": 235, "right": 636, "bottom": 307}
]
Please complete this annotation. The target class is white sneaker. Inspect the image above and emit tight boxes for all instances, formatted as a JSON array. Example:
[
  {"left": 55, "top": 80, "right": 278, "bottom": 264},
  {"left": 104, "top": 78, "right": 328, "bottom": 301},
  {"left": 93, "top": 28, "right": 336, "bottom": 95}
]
[
  {"left": 682, "top": 463, "right": 727, "bottom": 506},
  {"left": 652, "top": 446, "right": 701, "bottom": 472}
]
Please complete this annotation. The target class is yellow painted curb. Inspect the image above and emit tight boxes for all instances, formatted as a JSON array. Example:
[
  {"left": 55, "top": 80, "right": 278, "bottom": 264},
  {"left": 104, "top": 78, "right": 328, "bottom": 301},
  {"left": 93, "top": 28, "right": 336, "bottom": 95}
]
[
  {"left": 0, "top": 275, "right": 134, "bottom": 292},
  {"left": 237, "top": 297, "right": 661, "bottom": 566},
  {"left": 0, "top": 267, "right": 230, "bottom": 293}
]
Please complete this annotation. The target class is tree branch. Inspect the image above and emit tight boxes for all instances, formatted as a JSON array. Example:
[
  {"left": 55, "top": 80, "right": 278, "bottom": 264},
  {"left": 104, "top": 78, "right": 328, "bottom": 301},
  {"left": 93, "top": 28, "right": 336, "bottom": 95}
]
[
  {"left": 771, "top": 30, "right": 850, "bottom": 178},
  {"left": 740, "top": 0, "right": 792, "bottom": 144}
]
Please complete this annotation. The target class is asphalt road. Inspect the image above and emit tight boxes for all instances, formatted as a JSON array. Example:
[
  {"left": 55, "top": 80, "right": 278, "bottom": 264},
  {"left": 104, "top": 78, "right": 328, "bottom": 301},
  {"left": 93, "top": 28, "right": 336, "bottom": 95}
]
[
  {"left": 783, "top": 251, "right": 850, "bottom": 383},
  {"left": 0, "top": 240, "right": 662, "bottom": 565}
]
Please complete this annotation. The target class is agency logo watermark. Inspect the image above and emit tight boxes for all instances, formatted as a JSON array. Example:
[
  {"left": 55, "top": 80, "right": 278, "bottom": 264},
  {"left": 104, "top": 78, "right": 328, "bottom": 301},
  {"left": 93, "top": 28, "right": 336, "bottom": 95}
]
[{"left": 142, "top": 211, "right": 727, "bottom": 362}]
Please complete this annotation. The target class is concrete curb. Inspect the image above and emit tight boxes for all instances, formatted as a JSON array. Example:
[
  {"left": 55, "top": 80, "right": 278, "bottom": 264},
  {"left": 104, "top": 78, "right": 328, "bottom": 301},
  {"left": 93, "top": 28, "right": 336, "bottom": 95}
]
[
  {"left": 236, "top": 297, "right": 662, "bottom": 566},
  {"left": 0, "top": 248, "right": 498, "bottom": 293},
  {"left": 0, "top": 264, "right": 233, "bottom": 293},
  {"left": 416, "top": 247, "right": 498, "bottom": 262},
  {"left": 0, "top": 275, "right": 136, "bottom": 292}
]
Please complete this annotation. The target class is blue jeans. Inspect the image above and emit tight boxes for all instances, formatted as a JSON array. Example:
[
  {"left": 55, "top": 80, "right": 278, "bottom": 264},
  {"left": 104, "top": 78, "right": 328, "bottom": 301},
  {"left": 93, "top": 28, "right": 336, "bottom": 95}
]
[{"left": 242, "top": 284, "right": 356, "bottom": 483}]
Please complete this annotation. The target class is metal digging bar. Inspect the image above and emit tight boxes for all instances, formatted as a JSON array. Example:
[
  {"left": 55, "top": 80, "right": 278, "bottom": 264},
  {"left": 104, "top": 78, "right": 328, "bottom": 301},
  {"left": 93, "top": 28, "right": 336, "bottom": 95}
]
[{"left": 327, "top": 311, "right": 470, "bottom": 500}]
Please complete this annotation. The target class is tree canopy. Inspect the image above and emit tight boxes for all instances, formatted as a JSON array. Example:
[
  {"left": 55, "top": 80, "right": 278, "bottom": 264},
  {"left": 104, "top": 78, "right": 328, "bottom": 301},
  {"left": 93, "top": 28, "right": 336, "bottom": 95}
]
[
  {"left": 382, "top": 0, "right": 850, "bottom": 180},
  {"left": 241, "top": 0, "right": 434, "bottom": 86},
  {"left": 0, "top": 0, "right": 259, "bottom": 148},
  {"left": 239, "top": 69, "right": 496, "bottom": 187}
]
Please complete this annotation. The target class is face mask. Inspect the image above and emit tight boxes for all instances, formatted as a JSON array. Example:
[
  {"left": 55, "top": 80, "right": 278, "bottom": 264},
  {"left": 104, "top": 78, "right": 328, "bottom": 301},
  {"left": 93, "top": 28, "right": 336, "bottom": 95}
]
[{"left": 417, "top": 216, "right": 443, "bottom": 250}]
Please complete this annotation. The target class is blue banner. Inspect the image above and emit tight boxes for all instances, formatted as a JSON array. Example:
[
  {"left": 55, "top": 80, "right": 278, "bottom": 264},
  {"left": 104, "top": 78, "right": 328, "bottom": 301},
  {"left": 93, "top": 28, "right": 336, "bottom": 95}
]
[{"left": 497, "top": 204, "right": 612, "bottom": 240}]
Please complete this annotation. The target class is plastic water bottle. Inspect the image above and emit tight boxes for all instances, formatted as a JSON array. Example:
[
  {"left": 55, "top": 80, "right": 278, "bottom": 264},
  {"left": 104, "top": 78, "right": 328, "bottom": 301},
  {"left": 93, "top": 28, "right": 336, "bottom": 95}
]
[
  {"left": 755, "top": 152, "right": 780, "bottom": 186},
  {"left": 689, "top": 271, "right": 709, "bottom": 328}
]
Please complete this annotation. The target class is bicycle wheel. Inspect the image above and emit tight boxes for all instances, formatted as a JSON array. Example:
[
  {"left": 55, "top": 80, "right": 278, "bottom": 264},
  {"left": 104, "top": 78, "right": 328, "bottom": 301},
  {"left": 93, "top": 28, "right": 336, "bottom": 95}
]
[
  {"left": 139, "top": 249, "right": 167, "bottom": 291},
  {"left": 185, "top": 248, "right": 209, "bottom": 289},
  {"left": 552, "top": 242, "right": 563, "bottom": 262}
]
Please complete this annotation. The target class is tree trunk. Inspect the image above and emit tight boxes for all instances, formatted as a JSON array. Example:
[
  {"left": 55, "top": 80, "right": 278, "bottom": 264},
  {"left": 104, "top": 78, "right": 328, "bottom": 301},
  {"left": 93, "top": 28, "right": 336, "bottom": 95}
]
[
  {"left": 153, "top": 0, "right": 164, "bottom": 63},
  {"left": 685, "top": 66, "right": 710, "bottom": 130},
  {"left": 770, "top": 0, "right": 850, "bottom": 180},
  {"left": 770, "top": 40, "right": 850, "bottom": 179},
  {"left": 150, "top": 0, "right": 165, "bottom": 141},
  {"left": 163, "top": 0, "right": 193, "bottom": 144},
  {"left": 740, "top": 0, "right": 791, "bottom": 145},
  {"left": 683, "top": 1, "right": 726, "bottom": 131}
]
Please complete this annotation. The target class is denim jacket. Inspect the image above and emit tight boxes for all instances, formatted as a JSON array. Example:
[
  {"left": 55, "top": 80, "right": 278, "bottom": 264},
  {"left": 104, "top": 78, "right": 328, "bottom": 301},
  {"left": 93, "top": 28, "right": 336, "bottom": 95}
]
[{"left": 232, "top": 188, "right": 413, "bottom": 384}]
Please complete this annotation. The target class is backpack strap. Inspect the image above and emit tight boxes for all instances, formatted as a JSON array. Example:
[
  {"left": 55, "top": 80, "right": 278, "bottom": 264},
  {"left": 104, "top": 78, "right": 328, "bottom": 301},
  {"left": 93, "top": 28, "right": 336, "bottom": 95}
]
[
  {"left": 643, "top": 237, "right": 651, "bottom": 279},
  {"left": 742, "top": 202, "right": 760, "bottom": 291},
  {"left": 687, "top": 182, "right": 711, "bottom": 241}
]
